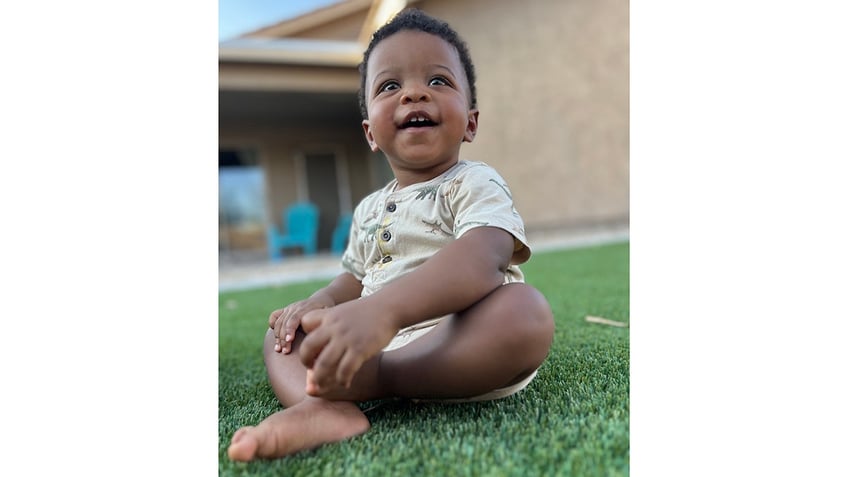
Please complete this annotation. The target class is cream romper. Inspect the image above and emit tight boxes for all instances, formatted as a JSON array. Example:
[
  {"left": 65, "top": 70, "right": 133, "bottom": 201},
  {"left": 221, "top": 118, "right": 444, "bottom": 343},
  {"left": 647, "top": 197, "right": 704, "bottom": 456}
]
[{"left": 341, "top": 160, "right": 538, "bottom": 402}]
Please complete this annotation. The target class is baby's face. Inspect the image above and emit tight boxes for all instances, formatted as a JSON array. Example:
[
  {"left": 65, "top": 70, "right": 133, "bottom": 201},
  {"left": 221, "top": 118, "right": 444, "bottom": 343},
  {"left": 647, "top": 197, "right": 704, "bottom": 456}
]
[{"left": 362, "top": 30, "right": 478, "bottom": 175}]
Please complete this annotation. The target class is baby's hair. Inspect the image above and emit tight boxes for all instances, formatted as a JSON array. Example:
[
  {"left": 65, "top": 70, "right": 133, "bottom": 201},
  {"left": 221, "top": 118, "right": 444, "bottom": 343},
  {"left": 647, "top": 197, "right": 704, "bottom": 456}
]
[{"left": 357, "top": 8, "right": 477, "bottom": 120}]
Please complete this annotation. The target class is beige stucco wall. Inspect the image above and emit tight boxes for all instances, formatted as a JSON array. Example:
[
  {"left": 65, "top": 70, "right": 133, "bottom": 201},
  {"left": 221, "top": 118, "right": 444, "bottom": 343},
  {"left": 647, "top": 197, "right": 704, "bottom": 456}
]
[{"left": 417, "top": 0, "right": 629, "bottom": 232}]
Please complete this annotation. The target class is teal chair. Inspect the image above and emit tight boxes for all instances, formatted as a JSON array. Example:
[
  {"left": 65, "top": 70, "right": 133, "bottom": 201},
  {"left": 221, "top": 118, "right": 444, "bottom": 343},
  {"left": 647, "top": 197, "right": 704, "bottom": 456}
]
[
  {"left": 331, "top": 214, "right": 354, "bottom": 255},
  {"left": 267, "top": 202, "right": 319, "bottom": 260}
]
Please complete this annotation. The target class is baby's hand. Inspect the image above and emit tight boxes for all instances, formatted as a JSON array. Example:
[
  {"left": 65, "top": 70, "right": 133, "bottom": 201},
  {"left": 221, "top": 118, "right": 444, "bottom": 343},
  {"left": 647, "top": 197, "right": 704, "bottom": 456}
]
[
  {"left": 299, "top": 301, "right": 398, "bottom": 393},
  {"left": 268, "top": 297, "right": 332, "bottom": 354}
]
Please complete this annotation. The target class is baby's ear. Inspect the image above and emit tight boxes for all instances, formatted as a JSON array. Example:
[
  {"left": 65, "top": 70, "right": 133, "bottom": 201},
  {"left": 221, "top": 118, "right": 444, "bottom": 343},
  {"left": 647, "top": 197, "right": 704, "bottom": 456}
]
[
  {"left": 362, "top": 119, "right": 380, "bottom": 151},
  {"left": 463, "top": 109, "right": 479, "bottom": 143}
]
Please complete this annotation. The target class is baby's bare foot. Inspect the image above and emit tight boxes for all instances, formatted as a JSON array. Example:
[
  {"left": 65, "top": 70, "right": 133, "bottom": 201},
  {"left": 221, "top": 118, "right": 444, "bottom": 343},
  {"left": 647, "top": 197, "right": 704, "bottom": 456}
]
[{"left": 227, "top": 398, "right": 370, "bottom": 461}]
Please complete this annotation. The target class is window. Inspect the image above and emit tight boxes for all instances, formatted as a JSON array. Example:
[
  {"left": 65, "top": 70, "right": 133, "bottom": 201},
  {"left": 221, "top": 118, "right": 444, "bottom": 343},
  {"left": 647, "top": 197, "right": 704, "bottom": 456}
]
[{"left": 219, "top": 149, "right": 267, "bottom": 259}]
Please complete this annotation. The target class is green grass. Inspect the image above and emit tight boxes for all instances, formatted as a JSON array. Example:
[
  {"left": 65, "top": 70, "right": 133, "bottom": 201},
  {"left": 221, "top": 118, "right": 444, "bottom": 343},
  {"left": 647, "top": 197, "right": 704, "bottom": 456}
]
[{"left": 219, "top": 242, "right": 629, "bottom": 476}]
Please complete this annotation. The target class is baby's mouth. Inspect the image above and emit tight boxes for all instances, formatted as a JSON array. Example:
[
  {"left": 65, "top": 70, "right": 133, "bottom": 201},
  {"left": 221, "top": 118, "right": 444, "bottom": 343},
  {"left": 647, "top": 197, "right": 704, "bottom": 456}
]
[{"left": 399, "top": 113, "right": 438, "bottom": 129}]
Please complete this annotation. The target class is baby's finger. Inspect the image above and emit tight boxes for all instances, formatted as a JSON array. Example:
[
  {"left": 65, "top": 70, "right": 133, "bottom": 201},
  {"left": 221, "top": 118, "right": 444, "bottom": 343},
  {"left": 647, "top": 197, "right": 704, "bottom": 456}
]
[
  {"left": 273, "top": 308, "right": 291, "bottom": 341},
  {"left": 336, "top": 350, "right": 366, "bottom": 389},
  {"left": 301, "top": 308, "right": 326, "bottom": 334},
  {"left": 268, "top": 308, "right": 284, "bottom": 329},
  {"left": 299, "top": 327, "right": 328, "bottom": 370},
  {"left": 305, "top": 369, "right": 319, "bottom": 395},
  {"left": 282, "top": 328, "right": 296, "bottom": 354},
  {"left": 311, "top": 341, "right": 345, "bottom": 391},
  {"left": 283, "top": 314, "right": 301, "bottom": 348}
]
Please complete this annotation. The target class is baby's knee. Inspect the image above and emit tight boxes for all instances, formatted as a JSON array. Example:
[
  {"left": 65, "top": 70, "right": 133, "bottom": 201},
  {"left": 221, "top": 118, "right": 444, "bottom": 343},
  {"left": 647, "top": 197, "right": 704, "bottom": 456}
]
[
  {"left": 489, "top": 284, "right": 554, "bottom": 347},
  {"left": 262, "top": 328, "right": 278, "bottom": 355},
  {"left": 490, "top": 285, "right": 554, "bottom": 370},
  {"left": 507, "top": 284, "right": 554, "bottom": 329}
]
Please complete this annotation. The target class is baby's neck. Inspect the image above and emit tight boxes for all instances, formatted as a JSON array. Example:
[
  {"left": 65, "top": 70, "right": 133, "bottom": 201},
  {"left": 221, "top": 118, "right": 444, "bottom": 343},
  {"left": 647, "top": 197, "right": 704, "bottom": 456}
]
[{"left": 391, "top": 160, "right": 461, "bottom": 190}]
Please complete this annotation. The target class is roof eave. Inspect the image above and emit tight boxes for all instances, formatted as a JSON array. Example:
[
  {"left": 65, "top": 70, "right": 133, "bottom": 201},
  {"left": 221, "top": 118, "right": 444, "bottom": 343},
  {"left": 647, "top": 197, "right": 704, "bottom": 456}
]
[
  {"left": 243, "top": 0, "right": 374, "bottom": 38},
  {"left": 218, "top": 38, "right": 362, "bottom": 67}
]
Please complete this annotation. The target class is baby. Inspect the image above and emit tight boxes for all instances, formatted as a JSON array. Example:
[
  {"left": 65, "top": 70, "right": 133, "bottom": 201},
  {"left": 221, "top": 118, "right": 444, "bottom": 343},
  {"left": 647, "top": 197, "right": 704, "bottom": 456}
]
[{"left": 228, "top": 9, "right": 554, "bottom": 461}]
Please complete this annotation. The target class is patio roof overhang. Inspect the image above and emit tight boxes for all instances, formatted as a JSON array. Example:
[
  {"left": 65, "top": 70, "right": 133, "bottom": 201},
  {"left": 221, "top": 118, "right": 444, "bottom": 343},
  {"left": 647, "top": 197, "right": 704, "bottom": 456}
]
[
  {"left": 218, "top": 0, "right": 413, "bottom": 128},
  {"left": 219, "top": 39, "right": 363, "bottom": 126},
  {"left": 219, "top": 38, "right": 363, "bottom": 68}
]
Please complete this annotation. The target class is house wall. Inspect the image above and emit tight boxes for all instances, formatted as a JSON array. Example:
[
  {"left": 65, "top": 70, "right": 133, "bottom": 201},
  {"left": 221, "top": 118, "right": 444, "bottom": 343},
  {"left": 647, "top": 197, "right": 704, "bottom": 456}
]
[{"left": 413, "top": 0, "right": 629, "bottom": 232}]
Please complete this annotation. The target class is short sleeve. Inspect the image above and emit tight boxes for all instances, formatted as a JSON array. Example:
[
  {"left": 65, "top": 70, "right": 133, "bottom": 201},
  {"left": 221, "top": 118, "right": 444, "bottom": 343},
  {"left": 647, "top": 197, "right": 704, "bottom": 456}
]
[
  {"left": 446, "top": 164, "right": 531, "bottom": 265},
  {"left": 340, "top": 199, "right": 371, "bottom": 281}
]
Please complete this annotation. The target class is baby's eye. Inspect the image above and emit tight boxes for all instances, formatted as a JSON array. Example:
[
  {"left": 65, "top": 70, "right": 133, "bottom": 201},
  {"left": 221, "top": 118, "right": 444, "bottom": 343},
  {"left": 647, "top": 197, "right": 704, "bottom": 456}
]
[
  {"left": 378, "top": 81, "right": 400, "bottom": 93},
  {"left": 429, "top": 77, "right": 449, "bottom": 87}
]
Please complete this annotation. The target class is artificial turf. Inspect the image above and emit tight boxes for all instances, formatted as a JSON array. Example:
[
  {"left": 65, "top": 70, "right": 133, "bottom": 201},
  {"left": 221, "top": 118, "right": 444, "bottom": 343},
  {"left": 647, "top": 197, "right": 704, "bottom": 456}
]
[{"left": 219, "top": 241, "right": 629, "bottom": 476}]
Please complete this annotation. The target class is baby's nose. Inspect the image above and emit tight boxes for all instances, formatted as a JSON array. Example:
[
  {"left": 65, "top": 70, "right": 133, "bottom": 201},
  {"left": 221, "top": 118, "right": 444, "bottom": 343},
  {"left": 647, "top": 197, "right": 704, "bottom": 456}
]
[{"left": 401, "top": 85, "right": 431, "bottom": 103}]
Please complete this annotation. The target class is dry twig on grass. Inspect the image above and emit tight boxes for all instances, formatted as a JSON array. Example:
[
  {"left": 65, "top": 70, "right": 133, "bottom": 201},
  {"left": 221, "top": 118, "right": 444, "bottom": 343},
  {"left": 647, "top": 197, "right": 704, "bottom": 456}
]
[{"left": 585, "top": 315, "right": 629, "bottom": 328}]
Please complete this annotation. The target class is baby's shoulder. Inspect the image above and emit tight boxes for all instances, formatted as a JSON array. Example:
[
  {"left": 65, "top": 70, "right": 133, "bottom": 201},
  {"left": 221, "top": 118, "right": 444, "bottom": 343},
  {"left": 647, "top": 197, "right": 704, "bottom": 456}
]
[
  {"left": 454, "top": 160, "right": 504, "bottom": 177},
  {"left": 447, "top": 160, "right": 510, "bottom": 190}
]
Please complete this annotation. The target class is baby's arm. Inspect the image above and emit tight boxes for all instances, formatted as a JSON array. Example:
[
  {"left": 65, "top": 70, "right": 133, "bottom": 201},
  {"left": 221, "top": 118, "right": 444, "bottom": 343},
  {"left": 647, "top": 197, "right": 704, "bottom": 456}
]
[
  {"left": 269, "top": 272, "right": 363, "bottom": 354},
  {"left": 364, "top": 226, "right": 513, "bottom": 329},
  {"left": 299, "top": 226, "right": 514, "bottom": 391}
]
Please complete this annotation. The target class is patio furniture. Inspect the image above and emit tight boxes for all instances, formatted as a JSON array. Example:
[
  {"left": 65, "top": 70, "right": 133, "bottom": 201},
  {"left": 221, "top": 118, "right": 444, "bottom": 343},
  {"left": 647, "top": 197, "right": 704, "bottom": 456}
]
[
  {"left": 331, "top": 213, "right": 354, "bottom": 255},
  {"left": 267, "top": 202, "right": 319, "bottom": 260}
]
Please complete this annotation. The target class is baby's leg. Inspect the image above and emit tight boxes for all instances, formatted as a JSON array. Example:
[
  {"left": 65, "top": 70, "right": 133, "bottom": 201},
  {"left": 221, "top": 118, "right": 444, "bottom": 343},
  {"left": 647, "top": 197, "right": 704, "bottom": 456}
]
[
  {"left": 309, "top": 283, "right": 554, "bottom": 402},
  {"left": 227, "top": 329, "right": 370, "bottom": 461},
  {"left": 228, "top": 283, "right": 553, "bottom": 460},
  {"left": 227, "top": 397, "right": 369, "bottom": 461},
  {"left": 379, "top": 283, "right": 554, "bottom": 400}
]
